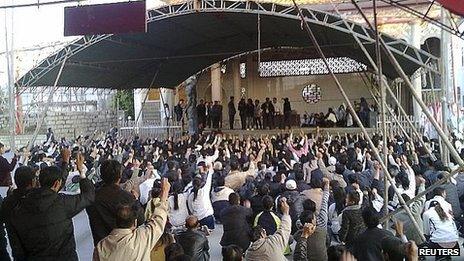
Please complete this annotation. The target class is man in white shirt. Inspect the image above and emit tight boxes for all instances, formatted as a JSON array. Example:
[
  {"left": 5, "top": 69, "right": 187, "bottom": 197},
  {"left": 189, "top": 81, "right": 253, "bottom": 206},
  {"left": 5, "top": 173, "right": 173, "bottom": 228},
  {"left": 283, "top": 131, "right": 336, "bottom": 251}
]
[{"left": 139, "top": 166, "right": 160, "bottom": 206}]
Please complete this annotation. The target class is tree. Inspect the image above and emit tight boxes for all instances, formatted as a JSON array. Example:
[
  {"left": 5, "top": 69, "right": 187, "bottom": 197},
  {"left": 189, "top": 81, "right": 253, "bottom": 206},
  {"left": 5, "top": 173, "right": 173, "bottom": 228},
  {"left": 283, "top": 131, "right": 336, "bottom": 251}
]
[{"left": 113, "top": 90, "right": 134, "bottom": 119}]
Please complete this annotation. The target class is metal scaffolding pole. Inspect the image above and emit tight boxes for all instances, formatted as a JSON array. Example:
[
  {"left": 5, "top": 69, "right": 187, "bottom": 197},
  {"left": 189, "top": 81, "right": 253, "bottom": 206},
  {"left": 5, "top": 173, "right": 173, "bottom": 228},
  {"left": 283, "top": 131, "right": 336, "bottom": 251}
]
[
  {"left": 372, "top": 0, "right": 389, "bottom": 226},
  {"left": 350, "top": 0, "right": 464, "bottom": 168},
  {"left": 440, "top": 8, "right": 450, "bottom": 166},
  {"left": 329, "top": 2, "right": 434, "bottom": 159},
  {"left": 4, "top": 6, "right": 15, "bottom": 150},
  {"left": 292, "top": 0, "right": 426, "bottom": 242},
  {"left": 23, "top": 57, "right": 67, "bottom": 164},
  {"left": 133, "top": 66, "right": 161, "bottom": 133},
  {"left": 382, "top": 165, "right": 464, "bottom": 222},
  {"left": 360, "top": 73, "right": 411, "bottom": 141}
]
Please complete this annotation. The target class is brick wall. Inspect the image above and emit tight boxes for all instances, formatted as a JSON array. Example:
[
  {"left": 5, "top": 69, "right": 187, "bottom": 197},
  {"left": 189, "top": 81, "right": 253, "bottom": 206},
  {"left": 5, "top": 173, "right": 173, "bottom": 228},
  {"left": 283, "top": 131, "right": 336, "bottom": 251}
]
[{"left": 45, "top": 110, "right": 118, "bottom": 138}]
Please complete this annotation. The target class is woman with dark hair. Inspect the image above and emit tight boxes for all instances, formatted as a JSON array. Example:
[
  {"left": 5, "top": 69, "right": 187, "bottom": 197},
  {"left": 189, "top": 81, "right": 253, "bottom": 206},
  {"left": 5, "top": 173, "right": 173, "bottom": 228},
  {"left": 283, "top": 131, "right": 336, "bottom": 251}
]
[
  {"left": 328, "top": 186, "right": 346, "bottom": 243},
  {"left": 168, "top": 181, "right": 189, "bottom": 229},
  {"left": 423, "top": 200, "right": 459, "bottom": 259},
  {"left": 187, "top": 165, "right": 215, "bottom": 230}
]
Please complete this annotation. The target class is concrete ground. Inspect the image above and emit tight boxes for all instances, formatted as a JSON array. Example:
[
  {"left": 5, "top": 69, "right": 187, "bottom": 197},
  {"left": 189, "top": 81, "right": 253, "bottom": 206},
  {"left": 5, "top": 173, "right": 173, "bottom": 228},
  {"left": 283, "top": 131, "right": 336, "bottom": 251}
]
[{"left": 4, "top": 209, "right": 462, "bottom": 260}]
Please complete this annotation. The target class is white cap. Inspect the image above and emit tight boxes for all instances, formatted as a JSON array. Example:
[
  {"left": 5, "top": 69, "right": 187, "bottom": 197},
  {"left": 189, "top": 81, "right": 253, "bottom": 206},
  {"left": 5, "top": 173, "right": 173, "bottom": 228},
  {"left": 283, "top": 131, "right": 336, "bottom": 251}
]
[{"left": 285, "top": 180, "right": 297, "bottom": 190}]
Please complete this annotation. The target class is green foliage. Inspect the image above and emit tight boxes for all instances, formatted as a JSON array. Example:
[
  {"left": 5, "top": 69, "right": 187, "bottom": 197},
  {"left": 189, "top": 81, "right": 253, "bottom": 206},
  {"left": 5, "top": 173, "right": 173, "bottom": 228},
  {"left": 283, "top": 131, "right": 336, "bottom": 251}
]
[{"left": 114, "top": 90, "right": 134, "bottom": 118}]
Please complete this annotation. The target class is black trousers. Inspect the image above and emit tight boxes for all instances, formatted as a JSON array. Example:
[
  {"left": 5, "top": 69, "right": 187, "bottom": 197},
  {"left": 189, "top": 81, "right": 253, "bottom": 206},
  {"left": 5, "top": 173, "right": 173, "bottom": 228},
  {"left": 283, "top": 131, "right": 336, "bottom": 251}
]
[
  {"left": 229, "top": 114, "right": 235, "bottom": 129},
  {"left": 212, "top": 116, "right": 220, "bottom": 129},
  {"left": 254, "top": 117, "right": 262, "bottom": 129},
  {"left": 240, "top": 115, "right": 246, "bottom": 130}
]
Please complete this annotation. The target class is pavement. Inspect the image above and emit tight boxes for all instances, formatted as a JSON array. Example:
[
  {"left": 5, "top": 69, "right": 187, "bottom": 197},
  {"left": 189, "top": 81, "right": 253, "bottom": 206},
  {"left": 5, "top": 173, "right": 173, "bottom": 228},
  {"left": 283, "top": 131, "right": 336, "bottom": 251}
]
[{"left": 4, "top": 210, "right": 462, "bottom": 260}]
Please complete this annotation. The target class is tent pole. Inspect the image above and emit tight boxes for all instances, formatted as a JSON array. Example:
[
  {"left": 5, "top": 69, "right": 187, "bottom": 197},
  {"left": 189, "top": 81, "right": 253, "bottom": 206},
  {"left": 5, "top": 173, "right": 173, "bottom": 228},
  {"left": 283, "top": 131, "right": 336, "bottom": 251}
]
[
  {"left": 440, "top": 7, "right": 450, "bottom": 165},
  {"left": 133, "top": 66, "right": 161, "bottom": 135},
  {"left": 372, "top": 0, "right": 389, "bottom": 227},
  {"left": 330, "top": 1, "right": 433, "bottom": 159},
  {"left": 292, "top": 0, "right": 426, "bottom": 242},
  {"left": 350, "top": 0, "right": 464, "bottom": 168},
  {"left": 4, "top": 6, "right": 15, "bottom": 150}
]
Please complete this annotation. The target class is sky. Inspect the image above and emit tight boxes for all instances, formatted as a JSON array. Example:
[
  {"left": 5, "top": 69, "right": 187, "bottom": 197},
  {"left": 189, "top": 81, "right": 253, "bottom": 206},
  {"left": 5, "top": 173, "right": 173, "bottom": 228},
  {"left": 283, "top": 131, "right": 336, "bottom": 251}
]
[{"left": 0, "top": 0, "right": 164, "bottom": 88}]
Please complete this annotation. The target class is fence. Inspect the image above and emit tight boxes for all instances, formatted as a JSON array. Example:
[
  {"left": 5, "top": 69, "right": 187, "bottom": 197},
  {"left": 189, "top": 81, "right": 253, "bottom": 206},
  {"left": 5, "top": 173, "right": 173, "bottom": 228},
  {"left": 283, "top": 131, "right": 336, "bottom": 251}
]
[
  {"left": 119, "top": 119, "right": 183, "bottom": 140},
  {"left": 377, "top": 114, "right": 421, "bottom": 137}
]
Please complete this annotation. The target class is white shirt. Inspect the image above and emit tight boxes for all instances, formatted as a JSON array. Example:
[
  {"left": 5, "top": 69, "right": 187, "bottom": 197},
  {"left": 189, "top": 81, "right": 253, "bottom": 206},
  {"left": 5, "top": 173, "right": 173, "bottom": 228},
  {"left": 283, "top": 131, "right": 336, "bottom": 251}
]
[
  {"left": 139, "top": 170, "right": 161, "bottom": 205},
  {"left": 424, "top": 196, "right": 453, "bottom": 216},
  {"left": 187, "top": 169, "right": 214, "bottom": 220},
  {"left": 328, "top": 203, "right": 342, "bottom": 234},
  {"left": 168, "top": 193, "right": 189, "bottom": 228},
  {"left": 423, "top": 207, "right": 459, "bottom": 243},
  {"left": 196, "top": 149, "right": 219, "bottom": 166}
]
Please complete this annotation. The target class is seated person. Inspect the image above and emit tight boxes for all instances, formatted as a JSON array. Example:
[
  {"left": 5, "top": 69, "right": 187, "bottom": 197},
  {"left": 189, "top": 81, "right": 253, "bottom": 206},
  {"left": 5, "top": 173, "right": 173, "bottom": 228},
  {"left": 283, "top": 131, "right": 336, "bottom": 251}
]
[{"left": 175, "top": 216, "right": 210, "bottom": 261}]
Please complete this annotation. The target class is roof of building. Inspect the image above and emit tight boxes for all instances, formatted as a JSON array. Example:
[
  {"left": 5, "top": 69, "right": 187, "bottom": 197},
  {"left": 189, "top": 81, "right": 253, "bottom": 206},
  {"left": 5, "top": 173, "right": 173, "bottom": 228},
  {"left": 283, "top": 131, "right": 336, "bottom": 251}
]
[{"left": 17, "top": 0, "right": 439, "bottom": 89}]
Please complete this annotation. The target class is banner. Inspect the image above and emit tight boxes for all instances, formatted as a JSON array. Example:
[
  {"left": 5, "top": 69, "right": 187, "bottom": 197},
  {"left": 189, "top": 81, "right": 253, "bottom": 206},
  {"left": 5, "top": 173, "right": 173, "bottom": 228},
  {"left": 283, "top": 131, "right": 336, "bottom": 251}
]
[
  {"left": 436, "top": 0, "right": 464, "bottom": 17},
  {"left": 64, "top": 1, "right": 146, "bottom": 36}
]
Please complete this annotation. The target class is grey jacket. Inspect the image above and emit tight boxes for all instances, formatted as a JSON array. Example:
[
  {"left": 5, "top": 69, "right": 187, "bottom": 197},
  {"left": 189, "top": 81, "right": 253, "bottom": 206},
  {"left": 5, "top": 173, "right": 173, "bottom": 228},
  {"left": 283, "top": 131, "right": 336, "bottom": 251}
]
[
  {"left": 394, "top": 183, "right": 425, "bottom": 244},
  {"left": 245, "top": 214, "right": 291, "bottom": 261}
]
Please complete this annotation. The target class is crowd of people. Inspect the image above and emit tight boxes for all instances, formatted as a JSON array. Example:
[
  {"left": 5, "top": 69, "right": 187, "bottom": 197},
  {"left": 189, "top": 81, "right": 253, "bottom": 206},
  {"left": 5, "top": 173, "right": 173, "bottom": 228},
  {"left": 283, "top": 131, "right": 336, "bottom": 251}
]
[
  {"left": 0, "top": 126, "right": 463, "bottom": 260},
  {"left": 169, "top": 96, "right": 377, "bottom": 131}
]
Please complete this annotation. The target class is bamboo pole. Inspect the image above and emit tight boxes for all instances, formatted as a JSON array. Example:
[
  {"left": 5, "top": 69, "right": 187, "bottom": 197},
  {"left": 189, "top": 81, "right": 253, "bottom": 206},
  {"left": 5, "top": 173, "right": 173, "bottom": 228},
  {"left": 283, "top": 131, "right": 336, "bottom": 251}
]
[
  {"left": 350, "top": 0, "right": 464, "bottom": 168},
  {"left": 292, "top": 0, "right": 426, "bottom": 243}
]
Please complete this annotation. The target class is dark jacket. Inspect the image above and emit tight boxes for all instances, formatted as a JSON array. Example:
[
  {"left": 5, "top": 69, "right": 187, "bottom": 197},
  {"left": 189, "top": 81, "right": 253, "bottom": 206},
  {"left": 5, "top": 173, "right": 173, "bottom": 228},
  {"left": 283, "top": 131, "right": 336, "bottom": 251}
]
[
  {"left": 220, "top": 205, "right": 253, "bottom": 250},
  {"left": 211, "top": 104, "right": 222, "bottom": 118},
  {"left": 250, "top": 194, "right": 265, "bottom": 218},
  {"left": 176, "top": 229, "right": 210, "bottom": 261},
  {"left": 1, "top": 188, "right": 30, "bottom": 260},
  {"left": 238, "top": 100, "right": 247, "bottom": 116},
  {"left": 339, "top": 205, "right": 366, "bottom": 248},
  {"left": 0, "top": 155, "right": 16, "bottom": 187},
  {"left": 353, "top": 227, "right": 405, "bottom": 261},
  {"left": 0, "top": 196, "right": 10, "bottom": 261},
  {"left": 294, "top": 227, "right": 328, "bottom": 261},
  {"left": 283, "top": 101, "right": 291, "bottom": 114},
  {"left": 228, "top": 101, "right": 236, "bottom": 115},
  {"left": 261, "top": 101, "right": 275, "bottom": 115},
  {"left": 10, "top": 178, "right": 94, "bottom": 261},
  {"left": 197, "top": 104, "right": 206, "bottom": 119},
  {"left": 86, "top": 183, "right": 145, "bottom": 245},
  {"left": 254, "top": 210, "right": 279, "bottom": 235}
]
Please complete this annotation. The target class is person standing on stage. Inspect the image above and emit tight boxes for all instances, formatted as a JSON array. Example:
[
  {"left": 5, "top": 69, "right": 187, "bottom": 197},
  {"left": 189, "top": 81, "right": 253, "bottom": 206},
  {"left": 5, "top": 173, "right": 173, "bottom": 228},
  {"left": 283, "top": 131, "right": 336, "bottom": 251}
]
[
  {"left": 272, "top": 97, "right": 281, "bottom": 129},
  {"left": 174, "top": 99, "right": 185, "bottom": 127},
  {"left": 0, "top": 143, "right": 17, "bottom": 189},
  {"left": 238, "top": 98, "right": 247, "bottom": 130},
  {"left": 162, "top": 103, "right": 171, "bottom": 127},
  {"left": 196, "top": 99, "right": 206, "bottom": 129},
  {"left": 211, "top": 101, "right": 222, "bottom": 129},
  {"left": 228, "top": 96, "right": 236, "bottom": 130},
  {"left": 254, "top": 99, "right": 262, "bottom": 130},
  {"left": 261, "top": 97, "right": 274, "bottom": 130},
  {"left": 246, "top": 99, "right": 255, "bottom": 130},
  {"left": 206, "top": 101, "right": 212, "bottom": 129},
  {"left": 283, "top": 98, "right": 292, "bottom": 129}
]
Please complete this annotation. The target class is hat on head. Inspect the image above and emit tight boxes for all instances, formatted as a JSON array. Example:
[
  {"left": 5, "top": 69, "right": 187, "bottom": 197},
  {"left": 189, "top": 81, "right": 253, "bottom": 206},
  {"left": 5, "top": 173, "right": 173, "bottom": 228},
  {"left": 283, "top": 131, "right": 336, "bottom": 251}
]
[
  {"left": 285, "top": 179, "right": 297, "bottom": 190},
  {"left": 213, "top": 161, "right": 223, "bottom": 171},
  {"left": 329, "top": 156, "right": 337, "bottom": 166}
]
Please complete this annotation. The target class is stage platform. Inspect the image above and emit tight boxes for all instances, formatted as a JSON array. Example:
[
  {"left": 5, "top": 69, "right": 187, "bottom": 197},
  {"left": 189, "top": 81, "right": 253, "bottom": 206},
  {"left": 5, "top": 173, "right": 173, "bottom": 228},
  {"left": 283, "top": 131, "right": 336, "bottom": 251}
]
[{"left": 203, "top": 127, "right": 377, "bottom": 137}]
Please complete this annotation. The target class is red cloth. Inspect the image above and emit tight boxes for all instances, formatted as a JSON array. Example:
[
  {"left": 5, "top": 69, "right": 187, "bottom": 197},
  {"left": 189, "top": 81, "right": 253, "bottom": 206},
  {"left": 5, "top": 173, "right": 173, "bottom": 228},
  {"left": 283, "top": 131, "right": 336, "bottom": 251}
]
[{"left": 436, "top": 0, "right": 464, "bottom": 17}]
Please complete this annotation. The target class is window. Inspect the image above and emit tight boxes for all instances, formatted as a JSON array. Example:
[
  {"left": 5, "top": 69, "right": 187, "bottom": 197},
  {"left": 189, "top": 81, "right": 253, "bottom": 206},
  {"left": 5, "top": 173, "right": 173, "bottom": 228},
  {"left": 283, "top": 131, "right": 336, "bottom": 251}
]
[
  {"left": 240, "top": 62, "right": 246, "bottom": 79},
  {"left": 259, "top": 57, "right": 368, "bottom": 77}
]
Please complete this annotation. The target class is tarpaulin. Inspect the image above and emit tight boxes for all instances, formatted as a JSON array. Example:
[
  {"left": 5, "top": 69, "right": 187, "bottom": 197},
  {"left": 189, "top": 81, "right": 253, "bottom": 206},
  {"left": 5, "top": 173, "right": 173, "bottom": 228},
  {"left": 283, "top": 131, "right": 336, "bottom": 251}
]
[{"left": 436, "top": 0, "right": 464, "bottom": 17}]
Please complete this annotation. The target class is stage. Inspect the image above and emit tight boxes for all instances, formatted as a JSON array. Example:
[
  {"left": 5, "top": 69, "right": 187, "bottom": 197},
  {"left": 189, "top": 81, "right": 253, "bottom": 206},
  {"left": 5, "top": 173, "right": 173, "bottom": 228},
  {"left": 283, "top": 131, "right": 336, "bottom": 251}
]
[{"left": 204, "top": 127, "right": 377, "bottom": 137}]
